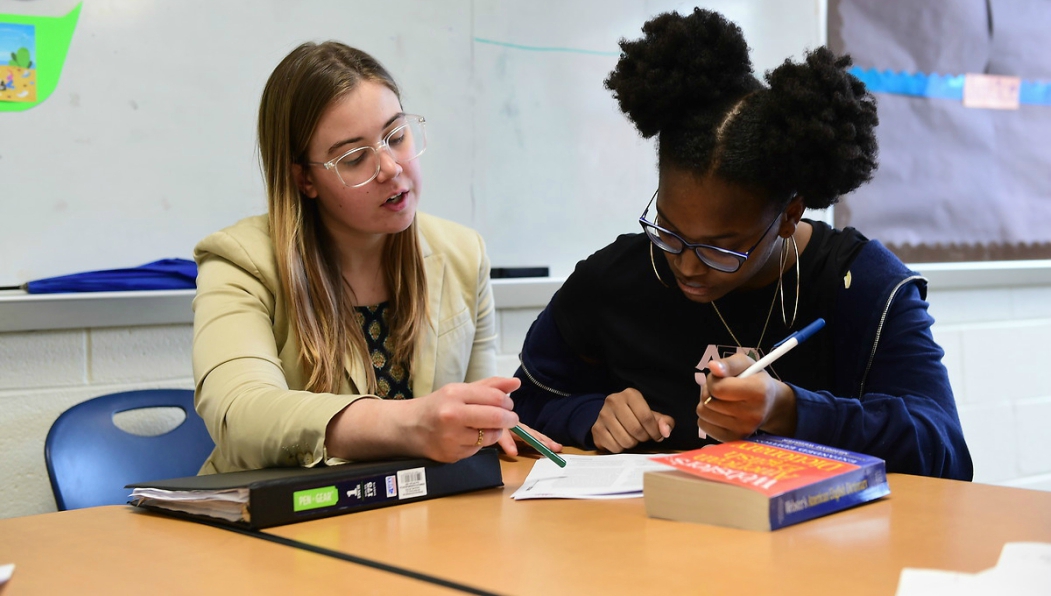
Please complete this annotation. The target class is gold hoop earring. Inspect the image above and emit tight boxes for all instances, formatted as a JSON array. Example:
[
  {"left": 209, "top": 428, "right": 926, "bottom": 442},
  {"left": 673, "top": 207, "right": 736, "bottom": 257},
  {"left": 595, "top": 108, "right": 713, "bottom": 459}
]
[
  {"left": 778, "top": 235, "right": 799, "bottom": 328},
  {"left": 649, "top": 243, "right": 670, "bottom": 288}
]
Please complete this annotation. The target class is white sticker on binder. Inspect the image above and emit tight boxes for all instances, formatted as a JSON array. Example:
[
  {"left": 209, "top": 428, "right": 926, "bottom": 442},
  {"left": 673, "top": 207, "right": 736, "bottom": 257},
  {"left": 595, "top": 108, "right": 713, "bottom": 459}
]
[{"left": 396, "top": 467, "right": 427, "bottom": 499}]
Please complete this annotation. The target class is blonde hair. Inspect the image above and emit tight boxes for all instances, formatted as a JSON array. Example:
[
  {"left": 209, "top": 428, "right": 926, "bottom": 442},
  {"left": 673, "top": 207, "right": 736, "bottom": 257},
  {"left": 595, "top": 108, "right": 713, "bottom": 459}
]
[{"left": 257, "top": 41, "right": 428, "bottom": 394}]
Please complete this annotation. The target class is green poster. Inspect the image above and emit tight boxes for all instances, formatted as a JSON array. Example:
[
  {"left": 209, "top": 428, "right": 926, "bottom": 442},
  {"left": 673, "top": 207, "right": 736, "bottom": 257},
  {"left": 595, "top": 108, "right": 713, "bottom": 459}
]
[{"left": 0, "top": 3, "right": 80, "bottom": 111}]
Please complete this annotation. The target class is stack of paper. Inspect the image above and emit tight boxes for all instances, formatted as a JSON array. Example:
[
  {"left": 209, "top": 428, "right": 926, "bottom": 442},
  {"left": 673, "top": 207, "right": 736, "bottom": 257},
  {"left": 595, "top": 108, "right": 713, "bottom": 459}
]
[
  {"left": 129, "top": 487, "right": 250, "bottom": 523},
  {"left": 511, "top": 453, "right": 673, "bottom": 500},
  {"left": 896, "top": 542, "right": 1051, "bottom": 595}
]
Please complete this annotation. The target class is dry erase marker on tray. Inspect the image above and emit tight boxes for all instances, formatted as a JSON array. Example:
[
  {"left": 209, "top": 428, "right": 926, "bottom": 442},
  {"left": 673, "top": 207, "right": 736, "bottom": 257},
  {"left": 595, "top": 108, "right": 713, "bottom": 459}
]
[{"left": 511, "top": 425, "right": 567, "bottom": 468}]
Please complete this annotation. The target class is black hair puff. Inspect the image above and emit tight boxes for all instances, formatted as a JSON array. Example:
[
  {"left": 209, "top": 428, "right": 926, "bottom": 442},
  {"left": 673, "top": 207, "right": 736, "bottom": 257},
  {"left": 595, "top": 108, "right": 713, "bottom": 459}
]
[
  {"left": 604, "top": 8, "right": 759, "bottom": 139},
  {"left": 756, "top": 48, "right": 880, "bottom": 209},
  {"left": 606, "top": 9, "right": 880, "bottom": 208}
]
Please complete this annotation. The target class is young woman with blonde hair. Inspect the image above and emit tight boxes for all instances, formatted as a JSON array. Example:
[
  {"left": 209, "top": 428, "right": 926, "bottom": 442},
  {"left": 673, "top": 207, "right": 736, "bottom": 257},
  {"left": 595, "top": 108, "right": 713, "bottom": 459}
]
[{"left": 192, "top": 41, "right": 558, "bottom": 473}]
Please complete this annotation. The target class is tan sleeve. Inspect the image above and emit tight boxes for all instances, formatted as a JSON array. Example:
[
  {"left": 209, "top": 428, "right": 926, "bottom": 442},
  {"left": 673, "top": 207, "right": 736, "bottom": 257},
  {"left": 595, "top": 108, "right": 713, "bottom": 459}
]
[{"left": 191, "top": 229, "right": 365, "bottom": 473}]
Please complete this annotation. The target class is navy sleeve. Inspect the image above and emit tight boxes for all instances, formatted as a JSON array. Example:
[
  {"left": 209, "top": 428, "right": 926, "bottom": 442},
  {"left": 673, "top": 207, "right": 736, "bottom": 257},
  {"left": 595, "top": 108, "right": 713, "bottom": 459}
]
[
  {"left": 512, "top": 300, "right": 611, "bottom": 449},
  {"left": 793, "top": 281, "right": 973, "bottom": 480}
]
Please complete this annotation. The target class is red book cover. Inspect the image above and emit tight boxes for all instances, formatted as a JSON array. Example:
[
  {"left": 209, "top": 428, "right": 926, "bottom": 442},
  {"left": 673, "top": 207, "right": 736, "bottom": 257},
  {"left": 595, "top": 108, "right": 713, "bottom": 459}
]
[
  {"left": 645, "top": 436, "right": 888, "bottom": 530},
  {"left": 651, "top": 436, "right": 869, "bottom": 497}
]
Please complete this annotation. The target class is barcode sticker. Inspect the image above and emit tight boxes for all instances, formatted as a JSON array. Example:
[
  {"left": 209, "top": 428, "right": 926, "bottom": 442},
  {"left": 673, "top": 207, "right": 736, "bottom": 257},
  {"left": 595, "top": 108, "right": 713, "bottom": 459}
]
[{"left": 396, "top": 467, "right": 427, "bottom": 499}]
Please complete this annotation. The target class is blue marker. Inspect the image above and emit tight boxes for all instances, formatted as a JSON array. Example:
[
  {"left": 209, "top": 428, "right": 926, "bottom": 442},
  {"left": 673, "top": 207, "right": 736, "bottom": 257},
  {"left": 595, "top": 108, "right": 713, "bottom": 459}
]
[
  {"left": 700, "top": 318, "right": 826, "bottom": 429},
  {"left": 704, "top": 318, "right": 826, "bottom": 406},
  {"left": 738, "top": 318, "right": 825, "bottom": 379}
]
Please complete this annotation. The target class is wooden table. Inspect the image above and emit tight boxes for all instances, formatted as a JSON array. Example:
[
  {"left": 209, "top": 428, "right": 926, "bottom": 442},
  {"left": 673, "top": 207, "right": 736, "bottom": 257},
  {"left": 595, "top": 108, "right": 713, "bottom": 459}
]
[
  {"left": 265, "top": 453, "right": 1051, "bottom": 596},
  {"left": 0, "top": 505, "right": 461, "bottom": 595},
  {"left": 3, "top": 454, "right": 1048, "bottom": 595}
]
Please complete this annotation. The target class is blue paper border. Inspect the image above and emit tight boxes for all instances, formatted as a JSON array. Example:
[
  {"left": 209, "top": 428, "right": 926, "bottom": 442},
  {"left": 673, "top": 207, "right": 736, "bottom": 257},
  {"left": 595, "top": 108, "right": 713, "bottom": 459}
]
[{"left": 849, "top": 67, "right": 1051, "bottom": 106}]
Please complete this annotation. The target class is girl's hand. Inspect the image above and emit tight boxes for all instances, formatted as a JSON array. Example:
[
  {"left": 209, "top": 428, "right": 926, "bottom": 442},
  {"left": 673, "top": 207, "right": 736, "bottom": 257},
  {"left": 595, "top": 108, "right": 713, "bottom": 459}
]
[
  {"left": 697, "top": 355, "right": 797, "bottom": 442},
  {"left": 591, "top": 388, "right": 674, "bottom": 453}
]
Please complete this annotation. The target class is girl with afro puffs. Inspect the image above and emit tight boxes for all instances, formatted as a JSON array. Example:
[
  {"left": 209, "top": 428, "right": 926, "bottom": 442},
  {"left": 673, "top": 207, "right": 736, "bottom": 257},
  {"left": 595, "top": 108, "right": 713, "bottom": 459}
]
[{"left": 511, "top": 8, "right": 972, "bottom": 480}]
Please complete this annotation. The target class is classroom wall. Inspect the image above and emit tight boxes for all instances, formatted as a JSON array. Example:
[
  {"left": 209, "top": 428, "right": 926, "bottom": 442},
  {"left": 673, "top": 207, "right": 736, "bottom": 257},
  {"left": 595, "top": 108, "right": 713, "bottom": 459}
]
[
  {"left": 0, "top": 0, "right": 827, "bottom": 286},
  {"left": 1, "top": 279, "right": 1050, "bottom": 519}
]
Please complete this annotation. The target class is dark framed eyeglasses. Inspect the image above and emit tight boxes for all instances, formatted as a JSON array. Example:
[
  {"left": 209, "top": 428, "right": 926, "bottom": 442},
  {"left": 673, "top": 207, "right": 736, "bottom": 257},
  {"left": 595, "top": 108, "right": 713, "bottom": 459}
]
[{"left": 638, "top": 190, "right": 782, "bottom": 273}]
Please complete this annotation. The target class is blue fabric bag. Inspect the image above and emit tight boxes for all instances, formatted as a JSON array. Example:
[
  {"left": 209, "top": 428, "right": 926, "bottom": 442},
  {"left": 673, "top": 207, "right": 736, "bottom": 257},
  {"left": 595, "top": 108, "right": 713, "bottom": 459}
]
[{"left": 21, "top": 259, "right": 197, "bottom": 293}]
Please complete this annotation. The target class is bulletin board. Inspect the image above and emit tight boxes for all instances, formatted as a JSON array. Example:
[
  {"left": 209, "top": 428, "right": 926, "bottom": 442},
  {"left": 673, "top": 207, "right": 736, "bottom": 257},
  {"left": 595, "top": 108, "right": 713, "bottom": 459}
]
[{"left": 828, "top": 0, "right": 1051, "bottom": 262}]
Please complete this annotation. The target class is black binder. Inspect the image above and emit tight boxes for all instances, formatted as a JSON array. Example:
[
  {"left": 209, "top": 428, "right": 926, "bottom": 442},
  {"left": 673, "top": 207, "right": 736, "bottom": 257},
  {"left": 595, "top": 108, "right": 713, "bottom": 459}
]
[{"left": 126, "top": 448, "right": 503, "bottom": 529}]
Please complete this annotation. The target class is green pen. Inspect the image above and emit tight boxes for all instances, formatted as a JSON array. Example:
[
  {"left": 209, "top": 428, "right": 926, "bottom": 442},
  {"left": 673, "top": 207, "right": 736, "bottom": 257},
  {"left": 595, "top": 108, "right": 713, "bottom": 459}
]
[{"left": 511, "top": 425, "right": 567, "bottom": 468}]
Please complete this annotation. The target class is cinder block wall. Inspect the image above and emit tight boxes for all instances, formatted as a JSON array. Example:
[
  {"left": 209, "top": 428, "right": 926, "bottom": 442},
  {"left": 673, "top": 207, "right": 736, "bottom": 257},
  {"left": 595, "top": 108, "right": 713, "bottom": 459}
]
[
  {"left": 0, "top": 325, "right": 195, "bottom": 519},
  {"left": 926, "top": 286, "right": 1051, "bottom": 491},
  {"left": 2, "top": 282, "right": 1050, "bottom": 519}
]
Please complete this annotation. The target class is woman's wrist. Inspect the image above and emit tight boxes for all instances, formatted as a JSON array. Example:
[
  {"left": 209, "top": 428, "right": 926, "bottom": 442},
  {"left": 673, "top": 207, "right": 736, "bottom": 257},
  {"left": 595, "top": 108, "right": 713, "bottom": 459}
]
[{"left": 324, "top": 397, "right": 416, "bottom": 460}]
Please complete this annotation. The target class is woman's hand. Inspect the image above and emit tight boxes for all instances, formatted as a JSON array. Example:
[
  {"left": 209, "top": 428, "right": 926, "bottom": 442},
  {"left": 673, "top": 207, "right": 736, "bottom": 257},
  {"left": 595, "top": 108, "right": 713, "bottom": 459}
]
[
  {"left": 406, "top": 376, "right": 522, "bottom": 462},
  {"left": 697, "top": 354, "right": 797, "bottom": 442},
  {"left": 591, "top": 388, "right": 674, "bottom": 453},
  {"left": 326, "top": 376, "right": 520, "bottom": 463},
  {"left": 495, "top": 421, "right": 563, "bottom": 457}
]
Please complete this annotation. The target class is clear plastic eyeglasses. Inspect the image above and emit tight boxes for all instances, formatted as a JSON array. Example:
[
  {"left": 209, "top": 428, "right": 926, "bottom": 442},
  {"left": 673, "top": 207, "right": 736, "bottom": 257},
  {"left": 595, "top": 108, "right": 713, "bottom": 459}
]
[
  {"left": 638, "top": 190, "right": 782, "bottom": 273},
  {"left": 307, "top": 114, "right": 427, "bottom": 188}
]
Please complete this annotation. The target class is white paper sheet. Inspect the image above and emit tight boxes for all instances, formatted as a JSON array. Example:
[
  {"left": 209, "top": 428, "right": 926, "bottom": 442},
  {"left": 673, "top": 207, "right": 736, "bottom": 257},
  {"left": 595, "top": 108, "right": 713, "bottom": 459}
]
[
  {"left": 895, "top": 542, "right": 1051, "bottom": 596},
  {"left": 511, "top": 453, "right": 673, "bottom": 500}
]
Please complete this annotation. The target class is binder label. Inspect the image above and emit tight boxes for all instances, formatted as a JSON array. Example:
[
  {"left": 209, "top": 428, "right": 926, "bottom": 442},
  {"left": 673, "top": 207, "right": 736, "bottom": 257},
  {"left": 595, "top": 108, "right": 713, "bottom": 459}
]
[
  {"left": 293, "top": 485, "right": 339, "bottom": 512},
  {"left": 396, "top": 467, "right": 428, "bottom": 499}
]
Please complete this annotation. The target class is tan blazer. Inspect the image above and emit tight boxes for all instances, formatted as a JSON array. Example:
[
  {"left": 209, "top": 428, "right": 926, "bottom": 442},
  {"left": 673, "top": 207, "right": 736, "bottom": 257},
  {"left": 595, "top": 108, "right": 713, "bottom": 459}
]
[{"left": 192, "top": 213, "right": 497, "bottom": 474}]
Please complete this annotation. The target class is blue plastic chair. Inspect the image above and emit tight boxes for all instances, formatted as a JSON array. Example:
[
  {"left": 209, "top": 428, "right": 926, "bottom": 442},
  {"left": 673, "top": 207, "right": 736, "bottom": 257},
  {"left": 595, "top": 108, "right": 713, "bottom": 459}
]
[{"left": 44, "top": 389, "right": 215, "bottom": 510}]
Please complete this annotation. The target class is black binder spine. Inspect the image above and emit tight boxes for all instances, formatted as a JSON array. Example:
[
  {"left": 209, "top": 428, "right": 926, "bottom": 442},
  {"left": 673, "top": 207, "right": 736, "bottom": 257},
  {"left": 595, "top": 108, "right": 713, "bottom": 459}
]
[{"left": 248, "top": 448, "right": 503, "bottom": 528}]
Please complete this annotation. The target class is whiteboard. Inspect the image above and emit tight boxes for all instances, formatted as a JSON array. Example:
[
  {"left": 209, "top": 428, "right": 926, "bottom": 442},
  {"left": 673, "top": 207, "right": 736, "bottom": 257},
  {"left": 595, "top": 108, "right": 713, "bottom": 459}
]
[{"left": 1, "top": 0, "right": 824, "bottom": 285}]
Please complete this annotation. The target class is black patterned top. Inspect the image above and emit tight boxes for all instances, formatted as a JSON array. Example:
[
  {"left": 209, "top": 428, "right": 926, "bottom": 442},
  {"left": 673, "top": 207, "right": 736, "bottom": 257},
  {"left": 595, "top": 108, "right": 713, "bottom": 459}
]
[{"left": 353, "top": 302, "right": 413, "bottom": 400}]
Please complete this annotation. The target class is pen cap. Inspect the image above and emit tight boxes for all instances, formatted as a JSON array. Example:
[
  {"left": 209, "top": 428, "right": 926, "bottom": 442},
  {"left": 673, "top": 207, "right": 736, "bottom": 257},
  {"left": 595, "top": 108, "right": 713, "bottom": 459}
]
[
  {"left": 772, "top": 318, "right": 825, "bottom": 349},
  {"left": 793, "top": 318, "right": 825, "bottom": 343}
]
